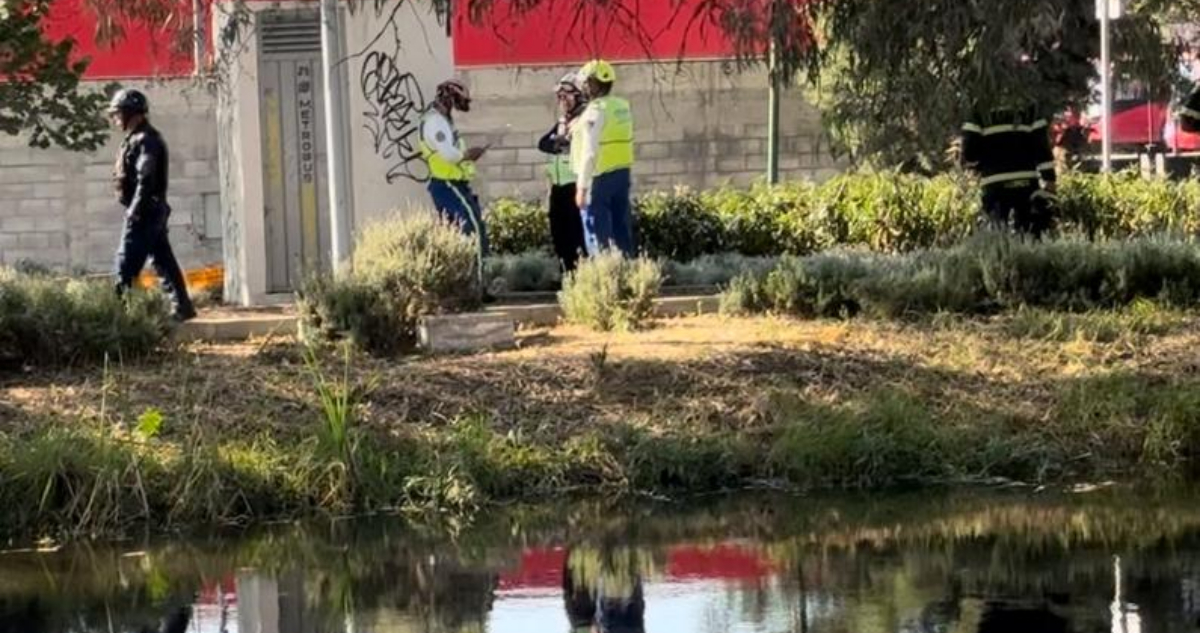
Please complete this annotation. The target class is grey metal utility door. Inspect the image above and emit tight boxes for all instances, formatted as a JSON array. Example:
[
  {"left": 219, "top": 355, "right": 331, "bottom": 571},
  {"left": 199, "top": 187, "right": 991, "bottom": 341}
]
[{"left": 258, "top": 9, "right": 332, "bottom": 294}]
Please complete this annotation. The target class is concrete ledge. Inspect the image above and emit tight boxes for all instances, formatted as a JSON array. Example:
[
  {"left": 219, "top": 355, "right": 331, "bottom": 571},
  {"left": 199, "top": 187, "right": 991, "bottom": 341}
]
[
  {"left": 487, "top": 294, "right": 721, "bottom": 328},
  {"left": 175, "top": 314, "right": 298, "bottom": 343},
  {"left": 180, "top": 294, "right": 722, "bottom": 342},
  {"left": 419, "top": 313, "right": 516, "bottom": 353},
  {"left": 486, "top": 303, "right": 562, "bottom": 328},
  {"left": 655, "top": 295, "right": 722, "bottom": 318}
]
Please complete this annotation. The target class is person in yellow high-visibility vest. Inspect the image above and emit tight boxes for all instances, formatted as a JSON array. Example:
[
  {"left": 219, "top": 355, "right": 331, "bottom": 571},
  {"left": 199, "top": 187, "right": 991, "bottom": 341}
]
[
  {"left": 420, "top": 79, "right": 490, "bottom": 264},
  {"left": 537, "top": 73, "right": 588, "bottom": 272},
  {"left": 572, "top": 60, "right": 635, "bottom": 257}
]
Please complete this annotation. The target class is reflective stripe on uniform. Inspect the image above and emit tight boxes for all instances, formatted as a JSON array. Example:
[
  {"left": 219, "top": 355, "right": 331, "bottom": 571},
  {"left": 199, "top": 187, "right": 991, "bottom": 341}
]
[
  {"left": 1182, "top": 107, "right": 1200, "bottom": 120},
  {"left": 980, "top": 171, "right": 1041, "bottom": 187},
  {"left": 1037, "top": 161, "right": 1056, "bottom": 172},
  {"left": 446, "top": 183, "right": 486, "bottom": 286},
  {"left": 962, "top": 123, "right": 983, "bottom": 133}
]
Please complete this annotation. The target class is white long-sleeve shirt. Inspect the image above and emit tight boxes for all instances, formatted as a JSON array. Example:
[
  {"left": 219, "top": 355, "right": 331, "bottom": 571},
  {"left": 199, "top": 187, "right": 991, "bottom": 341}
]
[
  {"left": 572, "top": 104, "right": 606, "bottom": 191},
  {"left": 421, "top": 110, "right": 464, "bottom": 164}
]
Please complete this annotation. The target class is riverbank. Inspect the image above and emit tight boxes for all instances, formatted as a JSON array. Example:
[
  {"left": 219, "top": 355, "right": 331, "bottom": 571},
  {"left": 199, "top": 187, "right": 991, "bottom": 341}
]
[{"left": 2, "top": 311, "right": 1199, "bottom": 540}]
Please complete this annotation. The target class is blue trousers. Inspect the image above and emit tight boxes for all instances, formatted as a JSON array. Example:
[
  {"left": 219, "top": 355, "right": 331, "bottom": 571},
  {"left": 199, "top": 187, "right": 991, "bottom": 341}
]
[
  {"left": 582, "top": 168, "right": 634, "bottom": 257},
  {"left": 428, "top": 179, "right": 489, "bottom": 259}
]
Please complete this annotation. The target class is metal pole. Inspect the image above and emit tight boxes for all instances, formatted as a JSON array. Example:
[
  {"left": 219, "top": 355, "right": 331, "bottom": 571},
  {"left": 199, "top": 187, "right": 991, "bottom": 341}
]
[
  {"left": 1100, "top": 0, "right": 1113, "bottom": 173},
  {"left": 321, "top": 0, "right": 352, "bottom": 271},
  {"left": 767, "top": 37, "right": 781, "bottom": 184}
]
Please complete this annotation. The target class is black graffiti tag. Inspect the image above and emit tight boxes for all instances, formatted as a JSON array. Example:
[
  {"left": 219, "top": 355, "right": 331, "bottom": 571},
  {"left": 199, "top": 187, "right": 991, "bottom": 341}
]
[{"left": 360, "top": 50, "right": 428, "bottom": 183}]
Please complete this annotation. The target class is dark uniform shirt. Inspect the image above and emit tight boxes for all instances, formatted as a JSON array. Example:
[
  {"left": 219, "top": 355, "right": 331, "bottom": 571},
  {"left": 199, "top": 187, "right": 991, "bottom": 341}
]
[
  {"left": 961, "top": 104, "right": 1056, "bottom": 192},
  {"left": 1181, "top": 86, "right": 1200, "bottom": 134},
  {"left": 114, "top": 122, "right": 170, "bottom": 220}
]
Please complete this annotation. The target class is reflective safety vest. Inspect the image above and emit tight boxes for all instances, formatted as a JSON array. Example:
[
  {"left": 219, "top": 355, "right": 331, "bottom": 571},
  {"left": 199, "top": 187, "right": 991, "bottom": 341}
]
[
  {"left": 419, "top": 112, "right": 476, "bottom": 182},
  {"left": 547, "top": 154, "right": 575, "bottom": 186},
  {"left": 573, "top": 96, "right": 634, "bottom": 178}
]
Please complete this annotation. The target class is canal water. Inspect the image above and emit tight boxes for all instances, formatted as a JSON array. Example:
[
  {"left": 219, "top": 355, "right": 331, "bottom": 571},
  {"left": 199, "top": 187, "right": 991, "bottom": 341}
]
[{"left": 1, "top": 489, "right": 1199, "bottom": 632}]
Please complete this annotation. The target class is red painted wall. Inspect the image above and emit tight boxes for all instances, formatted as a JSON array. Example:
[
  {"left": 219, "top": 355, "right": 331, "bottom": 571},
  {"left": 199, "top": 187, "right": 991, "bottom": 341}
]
[
  {"left": 453, "top": 0, "right": 735, "bottom": 67},
  {"left": 41, "top": 0, "right": 201, "bottom": 78},
  {"left": 43, "top": 0, "right": 735, "bottom": 79}
]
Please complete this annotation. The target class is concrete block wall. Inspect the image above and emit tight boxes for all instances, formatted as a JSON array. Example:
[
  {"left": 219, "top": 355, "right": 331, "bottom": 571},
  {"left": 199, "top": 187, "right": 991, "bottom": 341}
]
[
  {"left": 457, "top": 61, "right": 845, "bottom": 202},
  {"left": 0, "top": 61, "right": 844, "bottom": 275},
  {"left": 0, "top": 81, "right": 223, "bottom": 273}
]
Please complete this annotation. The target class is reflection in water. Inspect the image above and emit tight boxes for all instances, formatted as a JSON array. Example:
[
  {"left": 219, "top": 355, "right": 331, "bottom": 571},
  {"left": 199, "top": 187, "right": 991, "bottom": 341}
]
[
  {"left": 563, "top": 547, "right": 646, "bottom": 633},
  {"left": 3, "top": 491, "right": 1200, "bottom": 632}
]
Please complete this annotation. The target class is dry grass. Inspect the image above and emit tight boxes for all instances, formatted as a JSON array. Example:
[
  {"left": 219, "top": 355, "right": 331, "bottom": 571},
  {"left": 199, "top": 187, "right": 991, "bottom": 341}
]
[
  {"left": 3, "top": 312, "right": 1200, "bottom": 539},
  {"left": 4, "top": 312, "right": 1199, "bottom": 443}
]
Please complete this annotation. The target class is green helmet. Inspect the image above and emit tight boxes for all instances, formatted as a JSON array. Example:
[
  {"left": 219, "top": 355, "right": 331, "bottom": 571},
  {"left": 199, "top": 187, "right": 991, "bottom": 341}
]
[{"left": 578, "top": 59, "right": 617, "bottom": 84}]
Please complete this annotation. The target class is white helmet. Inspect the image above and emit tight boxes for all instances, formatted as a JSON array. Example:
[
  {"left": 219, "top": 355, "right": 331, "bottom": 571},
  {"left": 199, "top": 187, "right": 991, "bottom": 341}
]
[{"left": 555, "top": 72, "right": 582, "bottom": 96}]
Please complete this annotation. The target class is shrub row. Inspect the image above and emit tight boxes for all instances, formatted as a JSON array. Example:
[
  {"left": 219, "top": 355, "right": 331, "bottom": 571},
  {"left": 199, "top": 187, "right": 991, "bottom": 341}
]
[
  {"left": 298, "top": 214, "right": 481, "bottom": 355},
  {"left": 485, "top": 251, "right": 776, "bottom": 294},
  {"left": 0, "top": 269, "right": 170, "bottom": 369},
  {"left": 487, "top": 171, "right": 1200, "bottom": 259},
  {"left": 559, "top": 251, "right": 663, "bottom": 332},
  {"left": 721, "top": 233, "right": 1200, "bottom": 319}
]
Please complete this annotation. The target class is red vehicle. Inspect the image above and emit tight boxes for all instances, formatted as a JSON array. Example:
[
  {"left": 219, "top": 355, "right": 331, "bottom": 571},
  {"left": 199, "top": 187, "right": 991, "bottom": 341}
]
[{"left": 1056, "top": 77, "right": 1200, "bottom": 153}]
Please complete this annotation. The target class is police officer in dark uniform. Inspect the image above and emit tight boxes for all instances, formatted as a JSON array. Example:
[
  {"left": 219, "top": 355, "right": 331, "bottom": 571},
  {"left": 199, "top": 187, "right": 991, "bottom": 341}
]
[{"left": 110, "top": 89, "right": 196, "bottom": 321}]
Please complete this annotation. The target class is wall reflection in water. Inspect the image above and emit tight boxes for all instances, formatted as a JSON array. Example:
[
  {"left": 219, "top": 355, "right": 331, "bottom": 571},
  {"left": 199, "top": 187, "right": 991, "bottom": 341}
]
[{"left": 1, "top": 492, "right": 1199, "bottom": 633}]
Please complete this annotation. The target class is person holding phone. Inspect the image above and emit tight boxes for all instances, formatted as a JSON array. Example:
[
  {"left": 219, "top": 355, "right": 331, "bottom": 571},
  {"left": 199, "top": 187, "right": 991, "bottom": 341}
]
[
  {"left": 421, "top": 79, "right": 490, "bottom": 270},
  {"left": 538, "top": 73, "right": 589, "bottom": 272}
]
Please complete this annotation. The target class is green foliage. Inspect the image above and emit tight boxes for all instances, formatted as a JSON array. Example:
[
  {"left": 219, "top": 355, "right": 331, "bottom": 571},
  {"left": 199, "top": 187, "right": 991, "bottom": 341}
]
[
  {"left": 299, "top": 214, "right": 481, "bottom": 355},
  {"left": 5, "top": 371, "right": 1200, "bottom": 538},
  {"left": 304, "top": 343, "right": 362, "bottom": 463},
  {"left": 1002, "top": 300, "right": 1184, "bottom": 343},
  {"left": 817, "top": 171, "right": 978, "bottom": 251},
  {"left": 624, "top": 428, "right": 755, "bottom": 492},
  {"left": 486, "top": 199, "right": 549, "bottom": 256},
  {"left": 486, "top": 171, "right": 1200, "bottom": 263},
  {"left": 635, "top": 188, "right": 724, "bottom": 260},
  {"left": 135, "top": 408, "right": 165, "bottom": 441},
  {"left": 811, "top": 0, "right": 1179, "bottom": 169},
  {"left": 352, "top": 213, "right": 481, "bottom": 315},
  {"left": 559, "top": 252, "right": 663, "bottom": 332},
  {"left": 300, "top": 342, "right": 382, "bottom": 512},
  {"left": 662, "top": 253, "right": 778, "bottom": 288},
  {"left": 297, "top": 274, "right": 411, "bottom": 355},
  {"left": 482, "top": 251, "right": 776, "bottom": 294},
  {"left": 722, "top": 234, "right": 1200, "bottom": 319},
  {"left": 770, "top": 391, "right": 951, "bottom": 488},
  {"left": 0, "top": 0, "right": 113, "bottom": 151},
  {"left": 0, "top": 269, "right": 172, "bottom": 369},
  {"left": 484, "top": 251, "right": 563, "bottom": 293},
  {"left": 1057, "top": 171, "right": 1200, "bottom": 239}
]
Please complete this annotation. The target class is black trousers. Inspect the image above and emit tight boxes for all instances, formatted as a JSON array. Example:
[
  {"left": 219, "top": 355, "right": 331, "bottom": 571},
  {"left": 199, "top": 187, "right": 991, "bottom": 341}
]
[
  {"left": 115, "top": 206, "right": 194, "bottom": 315},
  {"left": 548, "top": 183, "right": 587, "bottom": 272},
  {"left": 982, "top": 181, "right": 1052, "bottom": 238}
]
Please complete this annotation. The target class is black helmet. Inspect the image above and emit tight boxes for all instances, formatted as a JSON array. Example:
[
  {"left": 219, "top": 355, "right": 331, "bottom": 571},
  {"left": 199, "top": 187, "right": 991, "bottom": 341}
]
[{"left": 108, "top": 89, "right": 149, "bottom": 115}]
